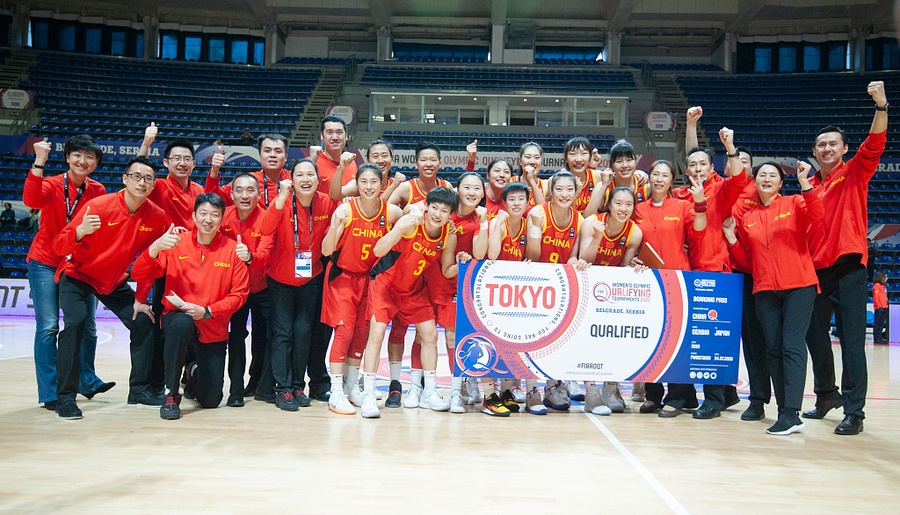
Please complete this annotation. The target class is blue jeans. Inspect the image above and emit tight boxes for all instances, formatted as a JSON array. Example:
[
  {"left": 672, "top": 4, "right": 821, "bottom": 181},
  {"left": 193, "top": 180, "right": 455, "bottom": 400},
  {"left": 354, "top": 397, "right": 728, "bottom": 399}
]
[{"left": 28, "top": 259, "right": 103, "bottom": 403}]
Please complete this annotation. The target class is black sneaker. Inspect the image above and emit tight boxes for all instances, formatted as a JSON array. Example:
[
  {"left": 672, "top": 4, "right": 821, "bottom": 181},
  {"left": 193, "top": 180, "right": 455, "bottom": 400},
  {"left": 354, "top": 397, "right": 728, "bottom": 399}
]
[
  {"left": 254, "top": 389, "right": 276, "bottom": 404},
  {"left": 499, "top": 389, "right": 521, "bottom": 413},
  {"left": 82, "top": 381, "right": 116, "bottom": 400},
  {"left": 183, "top": 366, "right": 197, "bottom": 400},
  {"left": 766, "top": 412, "right": 805, "bottom": 435},
  {"left": 276, "top": 391, "right": 298, "bottom": 411},
  {"left": 293, "top": 390, "right": 311, "bottom": 407},
  {"left": 160, "top": 394, "right": 182, "bottom": 420},
  {"left": 481, "top": 393, "right": 511, "bottom": 417},
  {"left": 56, "top": 399, "right": 83, "bottom": 420},
  {"left": 127, "top": 390, "right": 164, "bottom": 407},
  {"left": 242, "top": 382, "right": 258, "bottom": 397},
  {"left": 741, "top": 402, "right": 765, "bottom": 421},
  {"left": 385, "top": 380, "right": 403, "bottom": 408},
  {"left": 42, "top": 400, "right": 58, "bottom": 411},
  {"left": 226, "top": 394, "right": 245, "bottom": 407}
]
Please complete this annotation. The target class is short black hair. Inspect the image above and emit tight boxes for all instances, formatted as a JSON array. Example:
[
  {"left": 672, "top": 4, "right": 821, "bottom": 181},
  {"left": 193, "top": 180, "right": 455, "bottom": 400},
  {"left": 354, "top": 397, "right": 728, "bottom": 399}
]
[
  {"left": 609, "top": 141, "right": 635, "bottom": 163},
  {"left": 194, "top": 192, "right": 226, "bottom": 214},
  {"left": 231, "top": 172, "right": 259, "bottom": 189},
  {"left": 501, "top": 181, "right": 530, "bottom": 203},
  {"left": 288, "top": 158, "right": 319, "bottom": 177},
  {"left": 549, "top": 170, "right": 579, "bottom": 192},
  {"left": 64, "top": 134, "right": 103, "bottom": 164},
  {"left": 519, "top": 141, "right": 543, "bottom": 158},
  {"left": 736, "top": 146, "right": 753, "bottom": 160},
  {"left": 164, "top": 140, "right": 195, "bottom": 160},
  {"left": 257, "top": 133, "right": 288, "bottom": 152},
  {"left": 564, "top": 137, "right": 593, "bottom": 157},
  {"left": 425, "top": 186, "right": 459, "bottom": 213},
  {"left": 125, "top": 156, "right": 157, "bottom": 175},
  {"left": 753, "top": 161, "right": 785, "bottom": 182},
  {"left": 685, "top": 146, "right": 713, "bottom": 165},
  {"left": 321, "top": 114, "right": 348, "bottom": 132},
  {"left": 366, "top": 139, "right": 394, "bottom": 160},
  {"left": 487, "top": 158, "right": 513, "bottom": 176},
  {"left": 356, "top": 162, "right": 383, "bottom": 182},
  {"left": 456, "top": 171, "right": 485, "bottom": 189},
  {"left": 816, "top": 125, "right": 847, "bottom": 146},
  {"left": 415, "top": 141, "right": 441, "bottom": 160},
  {"left": 605, "top": 186, "right": 637, "bottom": 211}
]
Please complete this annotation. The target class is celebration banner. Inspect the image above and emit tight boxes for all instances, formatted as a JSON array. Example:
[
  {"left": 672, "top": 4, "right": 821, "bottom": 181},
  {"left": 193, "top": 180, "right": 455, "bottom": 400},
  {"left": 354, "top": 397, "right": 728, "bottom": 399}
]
[{"left": 453, "top": 260, "right": 743, "bottom": 384}]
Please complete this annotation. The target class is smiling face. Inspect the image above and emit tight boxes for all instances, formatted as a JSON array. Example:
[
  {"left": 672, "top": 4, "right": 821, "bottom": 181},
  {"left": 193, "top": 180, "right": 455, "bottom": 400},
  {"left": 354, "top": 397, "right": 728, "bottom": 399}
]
[
  {"left": 754, "top": 164, "right": 783, "bottom": 197},
  {"left": 685, "top": 150, "right": 713, "bottom": 183},
  {"left": 321, "top": 121, "right": 347, "bottom": 156},
  {"left": 231, "top": 175, "right": 260, "bottom": 214},
  {"left": 607, "top": 190, "right": 635, "bottom": 223},
  {"left": 163, "top": 145, "right": 195, "bottom": 182},
  {"left": 122, "top": 162, "right": 156, "bottom": 201},
  {"left": 457, "top": 175, "right": 485, "bottom": 209},
  {"left": 648, "top": 164, "right": 674, "bottom": 195},
  {"left": 356, "top": 169, "right": 382, "bottom": 200},
  {"left": 814, "top": 131, "right": 848, "bottom": 171},
  {"left": 487, "top": 161, "right": 512, "bottom": 191},
  {"left": 66, "top": 149, "right": 99, "bottom": 179},
  {"left": 367, "top": 143, "right": 393, "bottom": 175},
  {"left": 519, "top": 145, "right": 542, "bottom": 173},
  {"left": 192, "top": 202, "right": 223, "bottom": 239},
  {"left": 503, "top": 191, "right": 528, "bottom": 218},
  {"left": 292, "top": 161, "right": 319, "bottom": 197},
  {"left": 566, "top": 146, "right": 590, "bottom": 174},
  {"left": 550, "top": 176, "right": 577, "bottom": 209},
  {"left": 416, "top": 149, "right": 440, "bottom": 179},
  {"left": 423, "top": 201, "right": 453, "bottom": 230},
  {"left": 259, "top": 138, "right": 287, "bottom": 174},
  {"left": 612, "top": 155, "right": 636, "bottom": 181}
]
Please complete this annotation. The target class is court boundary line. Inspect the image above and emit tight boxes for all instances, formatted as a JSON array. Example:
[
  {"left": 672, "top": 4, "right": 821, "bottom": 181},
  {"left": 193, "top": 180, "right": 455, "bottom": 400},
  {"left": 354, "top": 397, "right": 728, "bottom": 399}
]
[{"left": 586, "top": 413, "right": 690, "bottom": 515}]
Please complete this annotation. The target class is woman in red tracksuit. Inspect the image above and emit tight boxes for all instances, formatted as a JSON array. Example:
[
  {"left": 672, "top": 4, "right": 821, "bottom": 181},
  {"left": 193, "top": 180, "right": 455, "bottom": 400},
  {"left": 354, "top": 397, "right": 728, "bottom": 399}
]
[
  {"left": 873, "top": 272, "right": 889, "bottom": 344},
  {"left": 724, "top": 161, "right": 823, "bottom": 435}
]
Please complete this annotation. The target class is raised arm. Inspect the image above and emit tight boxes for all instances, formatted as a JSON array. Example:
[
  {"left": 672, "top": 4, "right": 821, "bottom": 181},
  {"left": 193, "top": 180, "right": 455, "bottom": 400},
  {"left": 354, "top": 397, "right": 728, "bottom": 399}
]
[{"left": 685, "top": 106, "right": 702, "bottom": 153}]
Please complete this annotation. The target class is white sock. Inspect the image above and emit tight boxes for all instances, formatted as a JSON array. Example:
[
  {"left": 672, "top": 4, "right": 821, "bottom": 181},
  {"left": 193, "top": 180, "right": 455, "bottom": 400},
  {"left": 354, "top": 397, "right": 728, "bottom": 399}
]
[
  {"left": 424, "top": 370, "right": 437, "bottom": 394},
  {"left": 450, "top": 376, "right": 462, "bottom": 391},
  {"left": 345, "top": 365, "right": 360, "bottom": 387},
  {"left": 330, "top": 374, "right": 343, "bottom": 394},
  {"left": 363, "top": 373, "right": 376, "bottom": 396},
  {"left": 411, "top": 368, "right": 423, "bottom": 389},
  {"left": 389, "top": 361, "right": 402, "bottom": 382},
  {"left": 483, "top": 380, "right": 496, "bottom": 397},
  {"left": 526, "top": 379, "right": 538, "bottom": 391}
]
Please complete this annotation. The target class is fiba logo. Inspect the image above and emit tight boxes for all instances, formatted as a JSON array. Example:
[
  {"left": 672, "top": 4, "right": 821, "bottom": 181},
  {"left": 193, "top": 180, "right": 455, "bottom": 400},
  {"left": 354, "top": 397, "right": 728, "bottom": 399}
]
[
  {"left": 592, "top": 282, "right": 612, "bottom": 303},
  {"left": 456, "top": 335, "right": 499, "bottom": 377}
]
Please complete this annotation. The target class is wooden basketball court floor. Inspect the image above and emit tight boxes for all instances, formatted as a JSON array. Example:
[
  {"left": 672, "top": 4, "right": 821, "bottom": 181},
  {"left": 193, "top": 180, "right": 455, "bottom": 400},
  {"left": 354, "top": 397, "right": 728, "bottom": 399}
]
[{"left": 1, "top": 315, "right": 899, "bottom": 514}]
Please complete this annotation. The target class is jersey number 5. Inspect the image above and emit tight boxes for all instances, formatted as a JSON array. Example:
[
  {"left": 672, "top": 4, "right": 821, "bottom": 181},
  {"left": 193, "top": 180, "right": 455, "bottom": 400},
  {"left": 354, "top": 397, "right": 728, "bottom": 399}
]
[{"left": 361, "top": 243, "right": 372, "bottom": 261}]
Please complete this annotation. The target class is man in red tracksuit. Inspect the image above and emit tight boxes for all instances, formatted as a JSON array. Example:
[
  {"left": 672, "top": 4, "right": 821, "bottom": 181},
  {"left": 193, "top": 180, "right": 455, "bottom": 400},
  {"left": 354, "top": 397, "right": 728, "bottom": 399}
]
[
  {"left": 802, "top": 81, "right": 888, "bottom": 436},
  {"left": 52, "top": 156, "right": 169, "bottom": 420},
  {"left": 205, "top": 133, "right": 293, "bottom": 209},
  {"left": 132, "top": 193, "right": 249, "bottom": 420}
]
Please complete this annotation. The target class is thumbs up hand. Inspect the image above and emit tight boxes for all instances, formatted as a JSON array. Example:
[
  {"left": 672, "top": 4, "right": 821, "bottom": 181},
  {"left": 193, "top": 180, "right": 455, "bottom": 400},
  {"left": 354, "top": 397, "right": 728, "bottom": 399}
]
[
  {"left": 144, "top": 122, "right": 158, "bottom": 144},
  {"left": 211, "top": 145, "right": 226, "bottom": 173},
  {"left": 149, "top": 223, "right": 181, "bottom": 257},
  {"left": 75, "top": 206, "right": 101, "bottom": 241},
  {"left": 235, "top": 234, "right": 252, "bottom": 263}
]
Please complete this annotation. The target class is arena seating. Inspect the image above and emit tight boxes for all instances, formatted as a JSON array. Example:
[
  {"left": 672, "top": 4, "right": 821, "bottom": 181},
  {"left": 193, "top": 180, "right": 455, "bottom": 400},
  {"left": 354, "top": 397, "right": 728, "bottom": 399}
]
[{"left": 381, "top": 129, "right": 616, "bottom": 154}]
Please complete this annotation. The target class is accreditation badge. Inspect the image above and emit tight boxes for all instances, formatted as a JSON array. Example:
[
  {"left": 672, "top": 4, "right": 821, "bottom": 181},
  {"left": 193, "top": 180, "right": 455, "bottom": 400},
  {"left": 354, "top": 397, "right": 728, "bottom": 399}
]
[{"left": 295, "top": 251, "right": 312, "bottom": 278}]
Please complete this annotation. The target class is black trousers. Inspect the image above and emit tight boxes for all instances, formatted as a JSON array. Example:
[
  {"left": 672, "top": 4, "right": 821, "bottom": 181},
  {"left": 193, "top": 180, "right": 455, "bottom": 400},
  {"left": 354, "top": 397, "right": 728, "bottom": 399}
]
[
  {"left": 162, "top": 311, "right": 226, "bottom": 408},
  {"left": 645, "top": 382, "right": 697, "bottom": 409},
  {"left": 740, "top": 273, "right": 771, "bottom": 405},
  {"left": 874, "top": 307, "right": 888, "bottom": 343},
  {"left": 57, "top": 274, "right": 156, "bottom": 403},
  {"left": 805, "top": 261, "right": 868, "bottom": 418},
  {"left": 227, "top": 289, "right": 271, "bottom": 395},
  {"left": 756, "top": 286, "right": 816, "bottom": 411},
  {"left": 308, "top": 286, "right": 333, "bottom": 397},
  {"left": 267, "top": 275, "right": 322, "bottom": 394}
]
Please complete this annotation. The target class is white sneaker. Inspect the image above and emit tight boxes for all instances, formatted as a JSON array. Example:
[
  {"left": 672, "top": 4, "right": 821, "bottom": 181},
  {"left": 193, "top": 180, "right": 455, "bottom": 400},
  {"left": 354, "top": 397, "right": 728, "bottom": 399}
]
[
  {"left": 419, "top": 389, "right": 451, "bottom": 412},
  {"left": 511, "top": 386, "right": 526, "bottom": 403},
  {"left": 584, "top": 383, "right": 611, "bottom": 416},
  {"left": 525, "top": 387, "right": 548, "bottom": 415},
  {"left": 328, "top": 392, "right": 357, "bottom": 415},
  {"left": 360, "top": 393, "right": 380, "bottom": 419},
  {"left": 359, "top": 377, "right": 383, "bottom": 400},
  {"left": 601, "top": 382, "right": 625, "bottom": 413},
  {"left": 403, "top": 384, "right": 422, "bottom": 409},
  {"left": 566, "top": 380, "right": 585, "bottom": 401},
  {"left": 449, "top": 389, "right": 465, "bottom": 413},
  {"left": 347, "top": 384, "right": 364, "bottom": 407},
  {"left": 463, "top": 378, "right": 482, "bottom": 404}
]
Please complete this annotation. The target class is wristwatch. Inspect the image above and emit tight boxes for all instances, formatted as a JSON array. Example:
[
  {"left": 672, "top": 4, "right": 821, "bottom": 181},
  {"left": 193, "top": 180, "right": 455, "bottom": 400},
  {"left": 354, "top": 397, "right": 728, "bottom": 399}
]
[
  {"left": 875, "top": 102, "right": 889, "bottom": 112},
  {"left": 203, "top": 306, "right": 212, "bottom": 320}
]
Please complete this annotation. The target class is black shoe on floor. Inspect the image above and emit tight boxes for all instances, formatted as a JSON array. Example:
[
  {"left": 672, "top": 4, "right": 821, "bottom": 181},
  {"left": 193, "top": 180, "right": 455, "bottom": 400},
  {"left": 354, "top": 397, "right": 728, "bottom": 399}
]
[
  {"left": 127, "top": 390, "right": 164, "bottom": 407},
  {"left": 226, "top": 394, "right": 245, "bottom": 407},
  {"left": 242, "top": 382, "right": 258, "bottom": 397},
  {"left": 56, "top": 399, "right": 83, "bottom": 420},
  {"left": 42, "top": 400, "right": 58, "bottom": 411},
  {"left": 311, "top": 390, "right": 331, "bottom": 402},
  {"left": 160, "top": 395, "right": 182, "bottom": 420},
  {"left": 385, "top": 380, "right": 402, "bottom": 408},
  {"left": 767, "top": 411, "right": 805, "bottom": 435},
  {"left": 834, "top": 414, "right": 864, "bottom": 435},
  {"left": 254, "top": 390, "right": 276, "bottom": 404},
  {"left": 639, "top": 400, "right": 661, "bottom": 413},
  {"left": 275, "top": 391, "right": 298, "bottom": 411},
  {"left": 83, "top": 381, "right": 116, "bottom": 400},
  {"left": 801, "top": 394, "right": 843, "bottom": 419},
  {"left": 741, "top": 402, "right": 765, "bottom": 421},
  {"left": 693, "top": 403, "right": 722, "bottom": 419},
  {"left": 293, "top": 390, "right": 311, "bottom": 407},
  {"left": 724, "top": 386, "right": 740, "bottom": 408}
]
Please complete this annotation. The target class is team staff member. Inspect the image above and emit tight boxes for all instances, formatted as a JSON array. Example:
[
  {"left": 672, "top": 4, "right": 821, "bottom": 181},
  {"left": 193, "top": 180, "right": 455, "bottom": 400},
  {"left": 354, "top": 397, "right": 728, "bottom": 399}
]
[
  {"left": 873, "top": 272, "right": 889, "bottom": 344},
  {"left": 686, "top": 106, "right": 769, "bottom": 421},
  {"left": 260, "top": 160, "right": 338, "bottom": 411},
  {"left": 312, "top": 115, "right": 357, "bottom": 194},
  {"left": 133, "top": 194, "right": 249, "bottom": 420},
  {"left": 633, "top": 160, "right": 707, "bottom": 417},
  {"left": 52, "top": 156, "right": 169, "bottom": 419},
  {"left": 220, "top": 173, "right": 274, "bottom": 405},
  {"left": 525, "top": 171, "right": 589, "bottom": 412},
  {"left": 359, "top": 187, "right": 459, "bottom": 419},
  {"left": 24, "top": 136, "right": 112, "bottom": 410},
  {"left": 803, "top": 81, "right": 888, "bottom": 436},
  {"left": 321, "top": 164, "right": 402, "bottom": 415},
  {"left": 724, "top": 161, "right": 823, "bottom": 435},
  {"left": 674, "top": 129, "right": 748, "bottom": 420},
  {"left": 206, "top": 133, "right": 293, "bottom": 209}
]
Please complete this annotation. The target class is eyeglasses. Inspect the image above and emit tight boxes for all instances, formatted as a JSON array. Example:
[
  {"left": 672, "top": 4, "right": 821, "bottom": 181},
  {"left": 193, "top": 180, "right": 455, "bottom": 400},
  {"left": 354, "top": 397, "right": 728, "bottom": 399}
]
[
  {"left": 126, "top": 173, "right": 156, "bottom": 184},
  {"left": 166, "top": 156, "right": 194, "bottom": 164}
]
